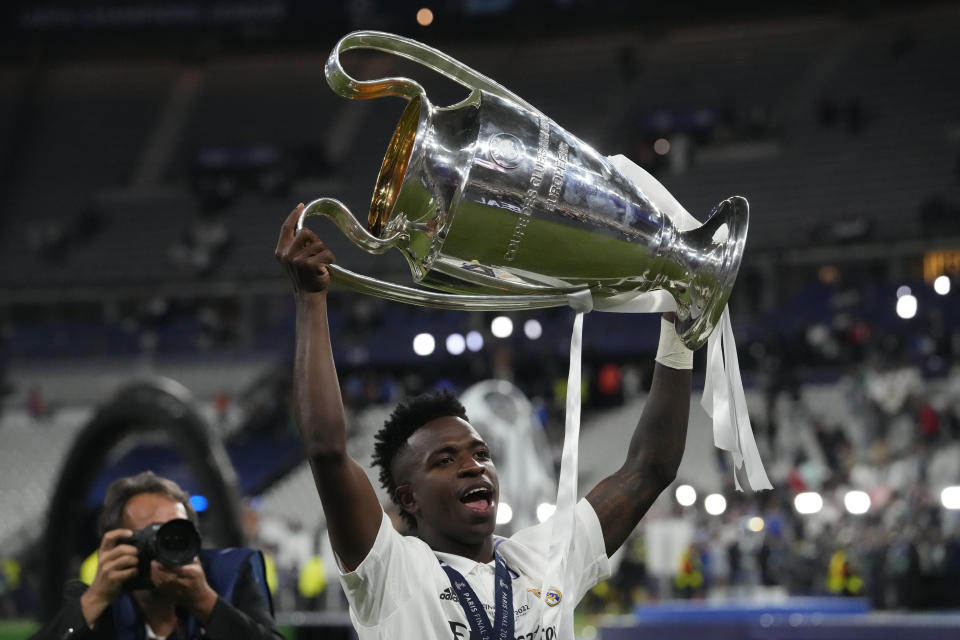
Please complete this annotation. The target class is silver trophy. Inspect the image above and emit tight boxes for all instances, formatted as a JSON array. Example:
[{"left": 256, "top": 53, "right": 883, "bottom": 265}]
[{"left": 300, "top": 31, "right": 748, "bottom": 350}]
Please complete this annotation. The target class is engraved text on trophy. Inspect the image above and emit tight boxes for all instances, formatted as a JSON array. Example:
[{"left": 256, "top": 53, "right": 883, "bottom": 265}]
[{"left": 503, "top": 117, "right": 568, "bottom": 263}]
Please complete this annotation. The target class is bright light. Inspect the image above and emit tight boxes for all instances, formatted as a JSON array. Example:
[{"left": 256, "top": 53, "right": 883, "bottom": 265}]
[
  {"left": 896, "top": 294, "right": 917, "bottom": 319},
  {"left": 844, "top": 490, "right": 871, "bottom": 515},
  {"left": 653, "top": 138, "right": 671, "bottom": 155},
  {"left": 748, "top": 516, "right": 765, "bottom": 532},
  {"left": 189, "top": 495, "right": 208, "bottom": 512},
  {"left": 896, "top": 285, "right": 912, "bottom": 298},
  {"left": 934, "top": 275, "right": 951, "bottom": 295},
  {"left": 466, "top": 330, "right": 484, "bottom": 352},
  {"left": 412, "top": 333, "right": 435, "bottom": 356},
  {"left": 794, "top": 491, "right": 823, "bottom": 515},
  {"left": 704, "top": 493, "right": 727, "bottom": 516},
  {"left": 496, "top": 502, "right": 513, "bottom": 524},
  {"left": 446, "top": 333, "right": 465, "bottom": 355},
  {"left": 536, "top": 503, "right": 556, "bottom": 523},
  {"left": 491, "top": 316, "right": 513, "bottom": 338},
  {"left": 416, "top": 7, "right": 434, "bottom": 26},
  {"left": 523, "top": 319, "right": 543, "bottom": 340},
  {"left": 942, "top": 486, "right": 960, "bottom": 510},
  {"left": 675, "top": 484, "right": 697, "bottom": 507}
]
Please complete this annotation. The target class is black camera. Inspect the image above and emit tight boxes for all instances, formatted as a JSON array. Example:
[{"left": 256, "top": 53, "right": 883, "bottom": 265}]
[{"left": 120, "top": 518, "right": 202, "bottom": 590}]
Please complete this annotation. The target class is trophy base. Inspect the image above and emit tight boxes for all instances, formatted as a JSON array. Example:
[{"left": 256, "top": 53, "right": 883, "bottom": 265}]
[{"left": 674, "top": 196, "right": 749, "bottom": 351}]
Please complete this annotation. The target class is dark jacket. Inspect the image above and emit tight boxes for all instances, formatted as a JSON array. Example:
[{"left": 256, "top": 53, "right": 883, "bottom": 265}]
[{"left": 31, "top": 548, "right": 283, "bottom": 640}]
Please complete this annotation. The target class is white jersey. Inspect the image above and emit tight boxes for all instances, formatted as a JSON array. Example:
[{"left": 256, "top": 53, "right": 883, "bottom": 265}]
[{"left": 338, "top": 498, "right": 610, "bottom": 640}]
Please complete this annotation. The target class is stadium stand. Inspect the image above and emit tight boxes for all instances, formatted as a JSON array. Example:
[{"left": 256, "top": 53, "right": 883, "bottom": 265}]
[{"left": 1, "top": 2, "right": 959, "bottom": 634}]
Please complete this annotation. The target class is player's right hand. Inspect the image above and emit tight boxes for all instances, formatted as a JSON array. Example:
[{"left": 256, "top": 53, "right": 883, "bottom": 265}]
[{"left": 275, "top": 203, "right": 338, "bottom": 295}]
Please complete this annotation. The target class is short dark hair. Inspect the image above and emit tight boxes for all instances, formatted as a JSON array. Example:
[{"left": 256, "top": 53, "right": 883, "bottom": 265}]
[
  {"left": 371, "top": 389, "right": 468, "bottom": 529},
  {"left": 98, "top": 471, "right": 198, "bottom": 537}
]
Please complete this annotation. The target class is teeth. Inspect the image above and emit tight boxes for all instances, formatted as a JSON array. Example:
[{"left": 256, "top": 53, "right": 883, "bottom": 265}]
[{"left": 464, "top": 488, "right": 488, "bottom": 500}]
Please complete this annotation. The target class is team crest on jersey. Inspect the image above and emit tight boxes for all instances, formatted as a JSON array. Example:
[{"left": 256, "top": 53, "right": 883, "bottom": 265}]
[
  {"left": 526, "top": 586, "right": 562, "bottom": 607},
  {"left": 544, "top": 589, "right": 562, "bottom": 606}
]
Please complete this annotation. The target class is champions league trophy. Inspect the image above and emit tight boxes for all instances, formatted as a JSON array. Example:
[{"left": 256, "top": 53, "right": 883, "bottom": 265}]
[{"left": 300, "top": 31, "right": 749, "bottom": 350}]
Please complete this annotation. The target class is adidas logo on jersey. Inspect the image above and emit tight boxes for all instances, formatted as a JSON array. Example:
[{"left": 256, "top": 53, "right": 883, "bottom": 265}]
[{"left": 439, "top": 587, "right": 459, "bottom": 602}]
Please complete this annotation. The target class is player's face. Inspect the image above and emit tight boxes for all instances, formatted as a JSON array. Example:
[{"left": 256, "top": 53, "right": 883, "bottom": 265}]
[{"left": 399, "top": 417, "right": 499, "bottom": 544}]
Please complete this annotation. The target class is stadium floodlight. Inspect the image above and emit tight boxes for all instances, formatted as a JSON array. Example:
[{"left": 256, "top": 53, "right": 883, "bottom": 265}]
[
  {"left": 748, "top": 516, "right": 765, "bottom": 532},
  {"left": 942, "top": 486, "right": 960, "bottom": 510},
  {"left": 413, "top": 333, "right": 435, "bottom": 356},
  {"left": 675, "top": 484, "right": 697, "bottom": 507},
  {"left": 704, "top": 493, "right": 727, "bottom": 516},
  {"left": 491, "top": 316, "right": 513, "bottom": 338},
  {"left": 466, "top": 330, "right": 484, "bottom": 352},
  {"left": 794, "top": 491, "right": 823, "bottom": 515},
  {"left": 896, "top": 294, "right": 917, "bottom": 319},
  {"left": 536, "top": 503, "right": 556, "bottom": 523},
  {"left": 524, "top": 319, "right": 543, "bottom": 340},
  {"left": 446, "top": 333, "right": 466, "bottom": 355},
  {"left": 496, "top": 502, "right": 513, "bottom": 525},
  {"left": 934, "top": 275, "right": 951, "bottom": 295},
  {"left": 844, "top": 490, "right": 871, "bottom": 515}
]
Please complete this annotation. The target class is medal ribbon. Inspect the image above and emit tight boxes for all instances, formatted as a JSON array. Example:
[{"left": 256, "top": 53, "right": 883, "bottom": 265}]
[{"left": 439, "top": 551, "right": 514, "bottom": 640}]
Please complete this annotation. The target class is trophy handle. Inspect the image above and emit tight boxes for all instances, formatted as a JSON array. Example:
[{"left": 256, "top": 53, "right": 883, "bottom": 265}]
[
  {"left": 327, "top": 265, "right": 573, "bottom": 311},
  {"left": 299, "top": 197, "right": 399, "bottom": 254},
  {"left": 298, "top": 197, "right": 572, "bottom": 311},
  {"left": 325, "top": 30, "right": 541, "bottom": 112}
]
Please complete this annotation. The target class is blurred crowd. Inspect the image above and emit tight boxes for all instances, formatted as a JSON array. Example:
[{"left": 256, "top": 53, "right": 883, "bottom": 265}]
[
  {"left": 1, "top": 271, "right": 959, "bottom": 619},
  {"left": 248, "top": 274, "right": 960, "bottom": 615},
  {"left": 586, "top": 302, "right": 960, "bottom": 613}
]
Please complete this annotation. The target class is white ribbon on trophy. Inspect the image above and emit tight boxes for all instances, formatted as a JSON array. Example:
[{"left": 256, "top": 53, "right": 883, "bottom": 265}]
[
  {"left": 605, "top": 154, "right": 771, "bottom": 493},
  {"left": 541, "top": 156, "right": 771, "bottom": 640}
]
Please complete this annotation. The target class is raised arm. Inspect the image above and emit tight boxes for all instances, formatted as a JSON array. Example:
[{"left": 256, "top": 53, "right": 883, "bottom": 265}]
[
  {"left": 585, "top": 315, "right": 692, "bottom": 556},
  {"left": 275, "top": 204, "right": 383, "bottom": 570}
]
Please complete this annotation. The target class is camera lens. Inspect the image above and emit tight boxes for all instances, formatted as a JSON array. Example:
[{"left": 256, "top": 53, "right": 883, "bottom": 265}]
[{"left": 154, "top": 519, "right": 201, "bottom": 566}]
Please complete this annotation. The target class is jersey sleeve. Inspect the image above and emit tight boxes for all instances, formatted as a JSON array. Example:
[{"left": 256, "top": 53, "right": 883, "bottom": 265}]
[
  {"left": 336, "top": 510, "right": 421, "bottom": 627},
  {"left": 568, "top": 497, "right": 612, "bottom": 602},
  {"left": 509, "top": 498, "right": 611, "bottom": 603}
]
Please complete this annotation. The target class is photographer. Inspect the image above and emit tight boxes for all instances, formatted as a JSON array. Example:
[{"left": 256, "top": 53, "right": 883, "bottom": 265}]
[{"left": 32, "top": 472, "right": 282, "bottom": 640}]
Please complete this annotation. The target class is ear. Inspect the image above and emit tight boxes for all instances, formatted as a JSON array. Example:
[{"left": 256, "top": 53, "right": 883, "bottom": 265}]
[{"left": 395, "top": 484, "right": 418, "bottom": 519}]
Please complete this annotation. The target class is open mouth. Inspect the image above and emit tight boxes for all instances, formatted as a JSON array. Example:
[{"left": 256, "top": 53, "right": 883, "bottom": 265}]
[{"left": 460, "top": 486, "right": 494, "bottom": 515}]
